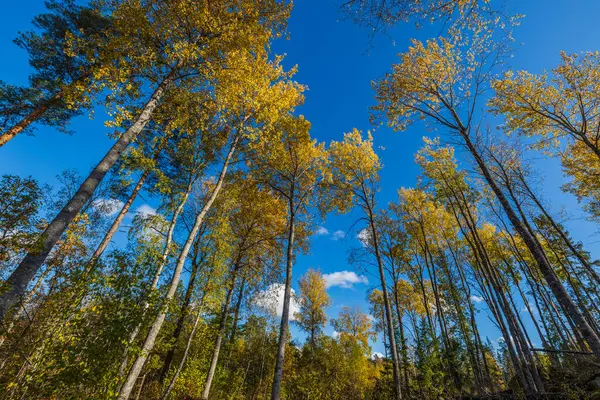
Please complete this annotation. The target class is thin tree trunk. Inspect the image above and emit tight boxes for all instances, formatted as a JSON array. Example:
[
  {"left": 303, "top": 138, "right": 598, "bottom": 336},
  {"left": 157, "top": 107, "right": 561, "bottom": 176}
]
[
  {"left": 201, "top": 273, "right": 237, "bottom": 399},
  {"left": 0, "top": 66, "right": 180, "bottom": 320},
  {"left": 117, "top": 132, "right": 239, "bottom": 400},
  {"left": 460, "top": 129, "right": 600, "bottom": 358},
  {"left": 115, "top": 175, "right": 193, "bottom": 387},
  {"left": 87, "top": 141, "right": 166, "bottom": 271},
  {"left": 271, "top": 201, "right": 296, "bottom": 400},
  {"left": 366, "top": 201, "right": 403, "bottom": 400},
  {"left": 229, "top": 277, "right": 246, "bottom": 344},
  {"left": 158, "top": 239, "right": 203, "bottom": 383},
  {"left": 161, "top": 274, "right": 212, "bottom": 400},
  {"left": 392, "top": 283, "right": 410, "bottom": 398}
]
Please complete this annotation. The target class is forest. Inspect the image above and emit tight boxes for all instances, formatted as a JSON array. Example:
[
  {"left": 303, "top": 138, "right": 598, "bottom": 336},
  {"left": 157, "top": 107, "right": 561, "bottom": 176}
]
[{"left": 0, "top": 0, "right": 599, "bottom": 399}]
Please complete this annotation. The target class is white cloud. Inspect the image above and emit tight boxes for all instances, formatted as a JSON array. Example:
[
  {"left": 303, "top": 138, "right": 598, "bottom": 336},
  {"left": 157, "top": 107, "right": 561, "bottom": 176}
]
[
  {"left": 331, "top": 330, "right": 340, "bottom": 339},
  {"left": 357, "top": 228, "right": 371, "bottom": 247},
  {"left": 371, "top": 352, "right": 384, "bottom": 360},
  {"left": 331, "top": 230, "right": 345, "bottom": 241},
  {"left": 323, "top": 271, "right": 368, "bottom": 289},
  {"left": 470, "top": 295, "right": 484, "bottom": 303},
  {"left": 92, "top": 198, "right": 124, "bottom": 217},
  {"left": 315, "top": 226, "right": 329, "bottom": 236},
  {"left": 254, "top": 283, "right": 300, "bottom": 321},
  {"left": 136, "top": 204, "right": 157, "bottom": 217}
]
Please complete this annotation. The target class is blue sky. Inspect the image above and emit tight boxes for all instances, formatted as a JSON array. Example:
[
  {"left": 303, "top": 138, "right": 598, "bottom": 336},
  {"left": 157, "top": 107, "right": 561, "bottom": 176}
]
[{"left": 2, "top": 0, "right": 600, "bottom": 355}]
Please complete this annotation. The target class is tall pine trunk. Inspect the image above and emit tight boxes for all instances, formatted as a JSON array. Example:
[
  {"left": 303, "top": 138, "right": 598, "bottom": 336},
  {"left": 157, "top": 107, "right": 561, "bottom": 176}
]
[
  {"left": 0, "top": 66, "right": 179, "bottom": 320},
  {"left": 117, "top": 131, "right": 239, "bottom": 400},
  {"left": 0, "top": 72, "right": 91, "bottom": 148}
]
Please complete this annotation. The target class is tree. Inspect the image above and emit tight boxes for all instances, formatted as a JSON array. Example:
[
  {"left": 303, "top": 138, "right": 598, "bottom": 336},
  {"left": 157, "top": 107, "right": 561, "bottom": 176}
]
[
  {"left": 250, "top": 115, "right": 330, "bottom": 400},
  {"left": 489, "top": 51, "right": 600, "bottom": 222},
  {"left": 0, "top": 0, "right": 111, "bottom": 146},
  {"left": 0, "top": 0, "right": 293, "bottom": 322},
  {"left": 329, "top": 129, "right": 403, "bottom": 399},
  {"left": 372, "top": 19, "right": 600, "bottom": 358},
  {"left": 294, "top": 269, "right": 331, "bottom": 350}
]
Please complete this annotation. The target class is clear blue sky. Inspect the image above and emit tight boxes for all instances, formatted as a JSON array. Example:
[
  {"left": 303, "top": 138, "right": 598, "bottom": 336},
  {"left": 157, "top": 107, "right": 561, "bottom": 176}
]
[{"left": 1, "top": 0, "right": 600, "bottom": 355}]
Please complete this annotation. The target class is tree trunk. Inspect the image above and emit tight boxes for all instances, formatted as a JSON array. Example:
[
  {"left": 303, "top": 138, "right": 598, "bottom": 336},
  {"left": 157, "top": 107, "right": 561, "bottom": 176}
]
[
  {"left": 161, "top": 275, "right": 212, "bottom": 400},
  {"left": 392, "top": 283, "right": 410, "bottom": 398},
  {"left": 116, "top": 177, "right": 194, "bottom": 386},
  {"left": 0, "top": 72, "right": 93, "bottom": 147},
  {"left": 0, "top": 66, "right": 179, "bottom": 320},
  {"left": 201, "top": 273, "right": 237, "bottom": 399},
  {"left": 86, "top": 141, "right": 166, "bottom": 272},
  {"left": 229, "top": 277, "right": 246, "bottom": 344},
  {"left": 518, "top": 171, "right": 600, "bottom": 286},
  {"left": 271, "top": 202, "right": 296, "bottom": 400},
  {"left": 460, "top": 129, "right": 600, "bottom": 358},
  {"left": 367, "top": 204, "right": 403, "bottom": 400},
  {"left": 158, "top": 239, "right": 203, "bottom": 383},
  {"left": 117, "top": 132, "right": 239, "bottom": 400}
]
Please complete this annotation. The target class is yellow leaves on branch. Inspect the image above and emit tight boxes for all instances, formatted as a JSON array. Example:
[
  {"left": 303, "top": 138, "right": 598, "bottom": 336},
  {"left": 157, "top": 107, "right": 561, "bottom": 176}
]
[
  {"left": 328, "top": 129, "right": 380, "bottom": 213},
  {"left": 374, "top": 38, "right": 462, "bottom": 131},
  {"left": 490, "top": 51, "right": 600, "bottom": 150}
]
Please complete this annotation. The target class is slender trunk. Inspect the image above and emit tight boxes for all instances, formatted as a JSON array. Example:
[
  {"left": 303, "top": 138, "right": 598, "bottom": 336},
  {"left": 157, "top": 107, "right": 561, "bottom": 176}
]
[
  {"left": 271, "top": 202, "right": 296, "bottom": 400},
  {"left": 460, "top": 129, "right": 600, "bottom": 358},
  {"left": 0, "top": 66, "right": 179, "bottom": 320},
  {"left": 366, "top": 202, "right": 402, "bottom": 400},
  {"left": 158, "top": 241, "right": 203, "bottom": 383},
  {"left": 229, "top": 277, "right": 246, "bottom": 344},
  {"left": 392, "top": 284, "right": 410, "bottom": 398},
  {"left": 201, "top": 274, "right": 237, "bottom": 399},
  {"left": 117, "top": 132, "right": 239, "bottom": 400},
  {"left": 87, "top": 141, "right": 166, "bottom": 271},
  {"left": 518, "top": 171, "right": 600, "bottom": 286},
  {"left": 161, "top": 287, "right": 210, "bottom": 400},
  {"left": 115, "top": 176, "right": 193, "bottom": 385}
]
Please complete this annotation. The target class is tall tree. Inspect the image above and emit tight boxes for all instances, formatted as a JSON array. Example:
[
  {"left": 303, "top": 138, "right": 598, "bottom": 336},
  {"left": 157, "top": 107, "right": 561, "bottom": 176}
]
[
  {"left": 294, "top": 269, "right": 331, "bottom": 350},
  {"left": 329, "top": 129, "right": 403, "bottom": 399},
  {"left": 372, "top": 19, "right": 600, "bottom": 357},
  {"left": 250, "top": 115, "right": 330, "bottom": 400}
]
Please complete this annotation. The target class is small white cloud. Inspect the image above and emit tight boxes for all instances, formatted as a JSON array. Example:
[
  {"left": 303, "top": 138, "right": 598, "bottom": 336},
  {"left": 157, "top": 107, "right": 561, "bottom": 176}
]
[
  {"left": 371, "top": 352, "right": 384, "bottom": 360},
  {"left": 331, "top": 230, "right": 345, "bottom": 241},
  {"left": 470, "top": 295, "right": 484, "bottom": 303},
  {"left": 92, "top": 198, "right": 124, "bottom": 217},
  {"left": 315, "top": 226, "right": 329, "bottom": 236},
  {"left": 331, "top": 330, "right": 340, "bottom": 339},
  {"left": 357, "top": 228, "right": 371, "bottom": 247},
  {"left": 254, "top": 283, "right": 300, "bottom": 321},
  {"left": 136, "top": 204, "right": 157, "bottom": 217},
  {"left": 323, "top": 271, "right": 368, "bottom": 289}
]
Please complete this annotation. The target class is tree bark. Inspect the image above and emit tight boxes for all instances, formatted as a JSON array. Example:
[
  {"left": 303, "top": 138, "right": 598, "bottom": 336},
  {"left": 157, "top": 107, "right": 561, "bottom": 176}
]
[
  {"left": 366, "top": 202, "right": 403, "bottom": 400},
  {"left": 201, "top": 274, "right": 237, "bottom": 399},
  {"left": 271, "top": 201, "right": 296, "bottom": 400},
  {"left": 0, "top": 72, "right": 93, "bottom": 147},
  {"left": 158, "top": 238, "right": 203, "bottom": 383},
  {"left": 0, "top": 66, "right": 179, "bottom": 320},
  {"left": 459, "top": 129, "right": 600, "bottom": 358},
  {"left": 117, "top": 131, "right": 239, "bottom": 400},
  {"left": 86, "top": 141, "right": 166, "bottom": 272}
]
